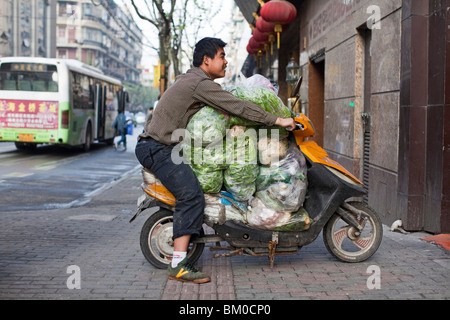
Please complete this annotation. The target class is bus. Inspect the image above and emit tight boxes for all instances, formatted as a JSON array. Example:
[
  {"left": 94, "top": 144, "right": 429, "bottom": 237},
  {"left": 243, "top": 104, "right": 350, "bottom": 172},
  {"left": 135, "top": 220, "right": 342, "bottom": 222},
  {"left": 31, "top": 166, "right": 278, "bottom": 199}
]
[{"left": 0, "top": 57, "right": 128, "bottom": 151}]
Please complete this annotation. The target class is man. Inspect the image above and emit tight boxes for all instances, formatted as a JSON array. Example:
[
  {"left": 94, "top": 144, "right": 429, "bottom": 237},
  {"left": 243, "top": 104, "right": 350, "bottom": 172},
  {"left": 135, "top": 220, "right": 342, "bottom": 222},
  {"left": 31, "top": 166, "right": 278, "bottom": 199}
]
[
  {"left": 135, "top": 38, "right": 295, "bottom": 284},
  {"left": 112, "top": 110, "right": 129, "bottom": 151}
]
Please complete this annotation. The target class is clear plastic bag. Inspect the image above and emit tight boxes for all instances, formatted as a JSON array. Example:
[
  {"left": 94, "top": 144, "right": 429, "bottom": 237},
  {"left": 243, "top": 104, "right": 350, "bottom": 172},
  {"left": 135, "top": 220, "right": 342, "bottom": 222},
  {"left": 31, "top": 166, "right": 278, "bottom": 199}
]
[
  {"left": 257, "top": 136, "right": 289, "bottom": 165},
  {"left": 228, "top": 84, "right": 291, "bottom": 127},
  {"left": 184, "top": 106, "right": 229, "bottom": 193},
  {"left": 242, "top": 74, "right": 278, "bottom": 94},
  {"left": 223, "top": 126, "right": 259, "bottom": 201},
  {"left": 255, "top": 146, "right": 308, "bottom": 213},
  {"left": 246, "top": 197, "right": 311, "bottom": 231},
  {"left": 204, "top": 192, "right": 248, "bottom": 227},
  {"left": 186, "top": 106, "right": 229, "bottom": 146}
]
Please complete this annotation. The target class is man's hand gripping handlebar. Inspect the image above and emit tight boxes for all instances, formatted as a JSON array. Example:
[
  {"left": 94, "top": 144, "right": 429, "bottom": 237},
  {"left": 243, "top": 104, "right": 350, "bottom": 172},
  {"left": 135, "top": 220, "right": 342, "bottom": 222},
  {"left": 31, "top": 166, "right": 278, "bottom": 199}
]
[{"left": 275, "top": 117, "right": 297, "bottom": 132}]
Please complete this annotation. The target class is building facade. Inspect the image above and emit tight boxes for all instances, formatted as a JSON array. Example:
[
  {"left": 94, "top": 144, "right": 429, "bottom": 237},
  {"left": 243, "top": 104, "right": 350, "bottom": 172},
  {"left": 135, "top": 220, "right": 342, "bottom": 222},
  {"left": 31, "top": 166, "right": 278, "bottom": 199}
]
[
  {"left": 0, "top": 0, "right": 57, "bottom": 58},
  {"left": 56, "top": 0, "right": 142, "bottom": 83},
  {"left": 235, "top": 0, "right": 449, "bottom": 233}
]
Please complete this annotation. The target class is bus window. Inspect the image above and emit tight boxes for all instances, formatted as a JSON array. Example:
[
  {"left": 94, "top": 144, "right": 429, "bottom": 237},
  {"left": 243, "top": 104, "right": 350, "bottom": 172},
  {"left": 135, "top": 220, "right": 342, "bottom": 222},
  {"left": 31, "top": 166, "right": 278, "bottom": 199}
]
[
  {"left": 48, "top": 81, "right": 58, "bottom": 92},
  {"left": 71, "top": 72, "right": 94, "bottom": 109},
  {"left": 0, "top": 63, "right": 58, "bottom": 92},
  {"left": 32, "top": 80, "right": 46, "bottom": 91},
  {"left": 18, "top": 81, "right": 31, "bottom": 91}
]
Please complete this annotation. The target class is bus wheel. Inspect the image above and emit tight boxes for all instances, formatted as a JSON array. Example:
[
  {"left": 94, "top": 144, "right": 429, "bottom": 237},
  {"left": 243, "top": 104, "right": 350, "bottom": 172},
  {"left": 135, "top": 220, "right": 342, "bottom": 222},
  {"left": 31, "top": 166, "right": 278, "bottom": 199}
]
[{"left": 83, "top": 123, "right": 92, "bottom": 152}]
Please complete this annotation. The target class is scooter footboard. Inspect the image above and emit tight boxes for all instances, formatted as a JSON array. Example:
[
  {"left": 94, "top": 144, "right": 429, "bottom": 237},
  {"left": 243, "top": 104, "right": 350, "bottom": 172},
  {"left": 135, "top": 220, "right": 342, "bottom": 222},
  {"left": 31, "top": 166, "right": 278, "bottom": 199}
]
[{"left": 213, "top": 221, "right": 318, "bottom": 248}]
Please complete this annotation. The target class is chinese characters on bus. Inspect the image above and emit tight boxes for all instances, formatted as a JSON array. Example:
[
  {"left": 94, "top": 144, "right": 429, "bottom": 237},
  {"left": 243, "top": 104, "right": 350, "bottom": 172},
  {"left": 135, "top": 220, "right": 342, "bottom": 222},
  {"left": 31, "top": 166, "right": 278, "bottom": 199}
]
[{"left": 0, "top": 99, "right": 59, "bottom": 130}]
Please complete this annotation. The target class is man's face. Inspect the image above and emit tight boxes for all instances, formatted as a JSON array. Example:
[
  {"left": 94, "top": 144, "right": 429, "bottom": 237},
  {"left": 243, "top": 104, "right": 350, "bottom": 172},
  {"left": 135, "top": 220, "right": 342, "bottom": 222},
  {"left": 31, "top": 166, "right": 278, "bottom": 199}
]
[{"left": 202, "top": 48, "right": 228, "bottom": 80}]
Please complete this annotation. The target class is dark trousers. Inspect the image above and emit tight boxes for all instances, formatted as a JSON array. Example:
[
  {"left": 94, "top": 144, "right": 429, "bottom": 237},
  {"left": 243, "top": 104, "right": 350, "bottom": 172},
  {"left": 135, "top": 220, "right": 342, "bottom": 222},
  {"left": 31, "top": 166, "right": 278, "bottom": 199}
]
[
  {"left": 117, "top": 131, "right": 127, "bottom": 148},
  {"left": 135, "top": 138, "right": 205, "bottom": 240}
]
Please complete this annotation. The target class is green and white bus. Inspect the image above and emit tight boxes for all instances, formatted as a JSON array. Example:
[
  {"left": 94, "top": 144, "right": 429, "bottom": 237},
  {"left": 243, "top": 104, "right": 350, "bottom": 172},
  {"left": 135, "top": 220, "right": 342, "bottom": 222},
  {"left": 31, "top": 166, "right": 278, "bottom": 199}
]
[{"left": 0, "top": 57, "right": 128, "bottom": 151}]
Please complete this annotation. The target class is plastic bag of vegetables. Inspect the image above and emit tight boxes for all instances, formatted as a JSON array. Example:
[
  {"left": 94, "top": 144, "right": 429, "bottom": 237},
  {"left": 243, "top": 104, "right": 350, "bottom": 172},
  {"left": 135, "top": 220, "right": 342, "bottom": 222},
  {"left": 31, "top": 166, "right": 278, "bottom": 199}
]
[
  {"left": 257, "top": 135, "right": 289, "bottom": 165},
  {"left": 228, "top": 85, "right": 292, "bottom": 127},
  {"left": 255, "top": 146, "right": 308, "bottom": 212},
  {"left": 186, "top": 106, "right": 229, "bottom": 147},
  {"left": 183, "top": 106, "right": 229, "bottom": 193},
  {"left": 190, "top": 164, "right": 224, "bottom": 194},
  {"left": 223, "top": 126, "right": 259, "bottom": 201},
  {"left": 246, "top": 197, "right": 311, "bottom": 231},
  {"left": 273, "top": 207, "right": 311, "bottom": 232},
  {"left": 203, "top": 192, "right": 248, "bottom": 227},
  {"left": 182, "top": 143, "right": 228, "bottom": 194}
]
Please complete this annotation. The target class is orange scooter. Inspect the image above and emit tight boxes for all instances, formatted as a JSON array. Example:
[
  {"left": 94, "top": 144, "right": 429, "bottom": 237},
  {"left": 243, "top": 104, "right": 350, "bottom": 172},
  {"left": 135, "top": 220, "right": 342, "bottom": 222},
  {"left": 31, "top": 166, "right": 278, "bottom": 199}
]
[{"left": 130, "top": 78, "right": 383, "bottom": 269}]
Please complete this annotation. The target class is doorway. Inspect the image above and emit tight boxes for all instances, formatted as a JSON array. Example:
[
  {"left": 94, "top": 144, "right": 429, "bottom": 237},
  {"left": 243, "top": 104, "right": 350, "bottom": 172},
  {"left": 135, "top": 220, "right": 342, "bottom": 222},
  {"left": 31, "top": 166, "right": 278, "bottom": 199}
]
[{"left": 308, "top": 55, "right": 325, "bottom": 147}]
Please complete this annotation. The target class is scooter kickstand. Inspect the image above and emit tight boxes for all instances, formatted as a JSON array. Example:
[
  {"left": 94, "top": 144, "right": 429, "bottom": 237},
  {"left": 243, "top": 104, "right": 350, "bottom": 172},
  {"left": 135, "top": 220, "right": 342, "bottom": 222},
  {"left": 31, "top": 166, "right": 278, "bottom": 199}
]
[{"left": 268, "top": 232, "right": 279, "bottom": 269}]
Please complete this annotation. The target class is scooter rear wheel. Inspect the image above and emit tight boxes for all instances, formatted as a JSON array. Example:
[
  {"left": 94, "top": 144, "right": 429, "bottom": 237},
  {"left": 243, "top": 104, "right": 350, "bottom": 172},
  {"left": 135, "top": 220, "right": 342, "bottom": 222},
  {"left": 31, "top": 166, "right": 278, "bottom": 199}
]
[
  {"left": 323, "top": 202, "right": 382, "bottom": 263},
  {"left": 140, "top": 209, "right": 205, "bottom": 269}
]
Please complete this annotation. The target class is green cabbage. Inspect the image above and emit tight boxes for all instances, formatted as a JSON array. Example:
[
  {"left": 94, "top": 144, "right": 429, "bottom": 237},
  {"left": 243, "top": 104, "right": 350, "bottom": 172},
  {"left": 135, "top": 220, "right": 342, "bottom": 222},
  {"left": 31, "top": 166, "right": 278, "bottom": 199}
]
[
  {"left": 223, "top": 130, "right": 259, "bottom": 201},
  {"left": 228, "top": 86, "right": 292, "bottom": 127},
  {"left": 183, "top": 143, "right": 227, "bottom": 193},
  {"left": 186, "top": 106, "right": 229, "bottom": 146},
  {"left": 191, "top": 164, "right": 223, "bottom": 194}
]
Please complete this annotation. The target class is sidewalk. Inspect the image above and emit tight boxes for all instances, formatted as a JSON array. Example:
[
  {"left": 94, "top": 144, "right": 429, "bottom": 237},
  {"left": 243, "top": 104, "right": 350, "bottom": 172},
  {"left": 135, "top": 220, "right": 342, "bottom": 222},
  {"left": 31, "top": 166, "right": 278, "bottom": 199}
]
[{"left": 0, "top": 169, "right": 449, "bottom": 300}]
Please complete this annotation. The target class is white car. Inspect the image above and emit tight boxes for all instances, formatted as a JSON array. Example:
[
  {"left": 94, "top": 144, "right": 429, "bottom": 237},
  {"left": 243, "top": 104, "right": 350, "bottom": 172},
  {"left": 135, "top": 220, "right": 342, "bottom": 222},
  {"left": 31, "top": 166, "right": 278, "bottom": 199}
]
[{"left": 135, "top": 112, "right": 146, "bottom": 125}]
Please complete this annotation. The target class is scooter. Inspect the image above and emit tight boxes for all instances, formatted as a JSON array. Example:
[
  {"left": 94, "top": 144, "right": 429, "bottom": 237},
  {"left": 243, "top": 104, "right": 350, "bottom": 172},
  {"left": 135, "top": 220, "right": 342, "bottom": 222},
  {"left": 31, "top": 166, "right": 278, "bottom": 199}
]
[{"left": 129, "top": 78, "right": 383, "bottom": 269}]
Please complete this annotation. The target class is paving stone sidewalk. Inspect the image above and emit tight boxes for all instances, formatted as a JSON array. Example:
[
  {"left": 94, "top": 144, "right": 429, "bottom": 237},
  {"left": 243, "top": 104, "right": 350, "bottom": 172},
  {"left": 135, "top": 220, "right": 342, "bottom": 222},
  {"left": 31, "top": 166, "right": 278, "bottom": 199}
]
[{"left": 0, "top": 169, "right": 449, "bottom": 300}]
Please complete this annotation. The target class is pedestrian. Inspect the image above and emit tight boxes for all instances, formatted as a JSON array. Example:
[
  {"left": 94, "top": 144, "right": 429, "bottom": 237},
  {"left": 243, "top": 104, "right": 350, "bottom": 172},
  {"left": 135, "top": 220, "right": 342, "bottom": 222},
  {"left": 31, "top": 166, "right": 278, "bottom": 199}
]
[
  {"left": 112, "top": 109, "right": 129, "bottom": 151},
  {"left": 135, "top": 37, "right": 295, "bottom": 284}
]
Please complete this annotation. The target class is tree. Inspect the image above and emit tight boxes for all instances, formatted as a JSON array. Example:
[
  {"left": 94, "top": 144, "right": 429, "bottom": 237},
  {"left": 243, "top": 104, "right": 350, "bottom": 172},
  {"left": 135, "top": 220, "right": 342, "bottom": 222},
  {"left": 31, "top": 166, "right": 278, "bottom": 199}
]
[
  {"left": 130, "top": 0, "right": 188, "bottom": 93},
  {"left": 124, "top": 82, "right": 159, "bottom": 113},
  {"left": 130, "top": 0, "right": 222, "bottom": 92}
]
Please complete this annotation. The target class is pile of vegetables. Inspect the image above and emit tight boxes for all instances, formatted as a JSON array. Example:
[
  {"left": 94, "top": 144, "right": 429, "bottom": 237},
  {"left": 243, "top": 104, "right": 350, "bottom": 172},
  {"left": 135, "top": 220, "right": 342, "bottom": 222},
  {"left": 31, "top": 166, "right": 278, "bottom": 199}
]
[{"left": 183, "top": 75, "right": 310, "bottom": 232}]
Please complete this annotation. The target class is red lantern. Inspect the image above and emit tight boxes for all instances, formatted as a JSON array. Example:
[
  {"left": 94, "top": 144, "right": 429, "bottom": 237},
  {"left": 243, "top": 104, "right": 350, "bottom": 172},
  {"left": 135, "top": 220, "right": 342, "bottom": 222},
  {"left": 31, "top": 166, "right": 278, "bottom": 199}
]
[
  {"left": 252, "top": 28, "right": 269, "bottom": 43},
  {"left": 252, "top": 29, "right": 271, "bottom": 62},
  {"left": 260, "top": 0, "right": 297, "bottom": 49},
  {"left": 249, "top": 37, "right": 264, "bottom": 52},
  {"left": 255, "top": 16, "right": 276, "bottom": 54},
  {"left": 248, "top": 37, "right": 266, "bottom": 67},
  {"left": 247, "top": 43, "right": 258, "bottom": 56}
]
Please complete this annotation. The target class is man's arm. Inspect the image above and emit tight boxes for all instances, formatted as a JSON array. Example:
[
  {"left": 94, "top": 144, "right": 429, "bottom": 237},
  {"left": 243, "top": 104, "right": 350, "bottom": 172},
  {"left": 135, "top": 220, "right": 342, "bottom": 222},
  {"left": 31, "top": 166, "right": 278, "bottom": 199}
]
[{"left": 193, "top": 80, "right": 282, "bottom": 126}]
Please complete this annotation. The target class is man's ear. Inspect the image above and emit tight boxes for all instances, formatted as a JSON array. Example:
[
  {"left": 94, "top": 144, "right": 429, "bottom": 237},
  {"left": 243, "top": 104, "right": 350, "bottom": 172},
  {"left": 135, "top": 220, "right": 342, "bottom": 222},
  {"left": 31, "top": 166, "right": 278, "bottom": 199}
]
[{"left": 203, "top": 56, "right": 210, "bottom": 66}]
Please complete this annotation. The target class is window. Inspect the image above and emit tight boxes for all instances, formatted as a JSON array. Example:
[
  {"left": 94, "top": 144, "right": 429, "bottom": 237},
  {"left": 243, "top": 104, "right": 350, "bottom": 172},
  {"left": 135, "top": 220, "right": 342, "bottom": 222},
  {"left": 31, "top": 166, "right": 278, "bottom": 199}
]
[
  {"left": 0, "top": 63, "right": 58, "bottom": 92},
  {"left": 70, "top": 72, "right": 94, "bottom": 109}
]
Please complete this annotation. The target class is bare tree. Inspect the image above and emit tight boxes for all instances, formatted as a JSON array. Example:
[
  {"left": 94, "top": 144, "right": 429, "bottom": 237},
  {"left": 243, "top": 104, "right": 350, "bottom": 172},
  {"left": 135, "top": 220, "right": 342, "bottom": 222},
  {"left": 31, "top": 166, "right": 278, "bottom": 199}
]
[
  {"left": 130, "top": 0, "right": 175, "bottom": 92},
  {"left": 130, "top": 0, "right": 223, "bottom": 92}
]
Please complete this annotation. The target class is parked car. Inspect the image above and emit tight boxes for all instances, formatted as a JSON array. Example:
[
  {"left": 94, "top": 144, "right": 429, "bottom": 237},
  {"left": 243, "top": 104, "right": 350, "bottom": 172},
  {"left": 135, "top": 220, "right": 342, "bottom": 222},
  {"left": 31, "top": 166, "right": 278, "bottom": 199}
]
[{"left": 135, "top": 112, "right": 146, "bottom": 125}]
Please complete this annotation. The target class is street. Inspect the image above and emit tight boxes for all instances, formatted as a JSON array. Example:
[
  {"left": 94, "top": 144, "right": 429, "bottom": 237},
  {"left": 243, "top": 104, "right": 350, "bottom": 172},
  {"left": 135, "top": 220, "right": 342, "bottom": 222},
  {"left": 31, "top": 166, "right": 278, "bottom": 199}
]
[
  {"left": 0, "top": 125, "right": 449, "bottom": 303},
  {"left": 0, "top": 126, "right": 142, "bottom": 212}
]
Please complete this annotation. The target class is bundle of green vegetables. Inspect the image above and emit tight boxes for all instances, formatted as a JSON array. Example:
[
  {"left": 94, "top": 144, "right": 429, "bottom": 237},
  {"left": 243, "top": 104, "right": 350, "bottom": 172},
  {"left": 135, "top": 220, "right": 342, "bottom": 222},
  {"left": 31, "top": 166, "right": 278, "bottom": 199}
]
[
  {"left": 183, "top": 76, "right": 311, "bottom": 232},
  {"left": 186, "top": 106, "right": 229, "bottom": 146},
  {"left": 223, "top": 127, "right": 259, "bottom": 201},
  {"left": 228, "top": 86, "right": 291, "bottom": 126},
  {"left": 183, "top": 107, "right": 229, "bottom": 193}
]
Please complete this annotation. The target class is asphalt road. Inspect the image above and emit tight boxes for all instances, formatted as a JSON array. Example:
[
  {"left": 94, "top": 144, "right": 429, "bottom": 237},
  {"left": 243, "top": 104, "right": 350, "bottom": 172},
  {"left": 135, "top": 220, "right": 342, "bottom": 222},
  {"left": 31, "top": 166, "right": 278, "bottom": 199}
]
[{"left": 0, "top": 126, "right": 142, "bottom": 212}]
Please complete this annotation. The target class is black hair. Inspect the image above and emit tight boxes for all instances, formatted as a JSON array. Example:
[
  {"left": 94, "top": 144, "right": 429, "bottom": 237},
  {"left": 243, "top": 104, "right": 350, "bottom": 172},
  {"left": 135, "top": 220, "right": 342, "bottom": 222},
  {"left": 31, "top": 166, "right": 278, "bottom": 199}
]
[{"left": 192, "top": 37, "right": 227, "bottom": 67}]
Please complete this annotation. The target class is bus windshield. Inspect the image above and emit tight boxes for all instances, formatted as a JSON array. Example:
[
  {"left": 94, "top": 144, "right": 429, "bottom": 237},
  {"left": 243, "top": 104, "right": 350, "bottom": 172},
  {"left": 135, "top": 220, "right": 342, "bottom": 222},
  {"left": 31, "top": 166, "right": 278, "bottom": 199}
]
[{"left": 0, "top": 63, "right": 59, "bottom": 92}]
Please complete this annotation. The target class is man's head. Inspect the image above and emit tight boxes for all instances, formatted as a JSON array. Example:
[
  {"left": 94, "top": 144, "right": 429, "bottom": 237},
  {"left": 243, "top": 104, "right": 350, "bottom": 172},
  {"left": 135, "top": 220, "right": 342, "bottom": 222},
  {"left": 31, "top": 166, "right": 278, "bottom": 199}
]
[{"left": 193, "top": 37, "right": 228, "bottom": 80}]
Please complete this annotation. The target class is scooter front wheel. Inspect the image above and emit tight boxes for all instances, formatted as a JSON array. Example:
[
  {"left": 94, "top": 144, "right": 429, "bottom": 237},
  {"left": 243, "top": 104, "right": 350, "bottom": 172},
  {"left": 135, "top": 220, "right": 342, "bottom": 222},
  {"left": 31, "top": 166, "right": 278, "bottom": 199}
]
[
  {"left": 323, "top": 202, "right": 383, "bottom": 263},
  {"left": 140, "top": 209, "right": 205, "bottom": 269}
]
